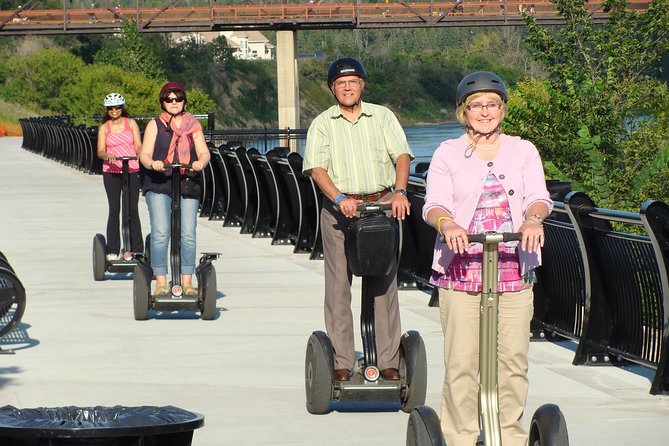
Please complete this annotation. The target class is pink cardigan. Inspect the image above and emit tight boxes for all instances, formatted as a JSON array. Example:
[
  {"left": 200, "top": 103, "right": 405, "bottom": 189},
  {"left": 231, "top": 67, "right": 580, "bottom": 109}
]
[{"left": 422, "top": 133, "right": 553, "bottom": 275}]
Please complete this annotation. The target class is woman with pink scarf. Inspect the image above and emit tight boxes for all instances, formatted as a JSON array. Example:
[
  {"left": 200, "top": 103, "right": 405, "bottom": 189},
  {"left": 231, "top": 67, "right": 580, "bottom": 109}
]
[{"left": 139, "top": 82, "right": 210, "bottom": 296}]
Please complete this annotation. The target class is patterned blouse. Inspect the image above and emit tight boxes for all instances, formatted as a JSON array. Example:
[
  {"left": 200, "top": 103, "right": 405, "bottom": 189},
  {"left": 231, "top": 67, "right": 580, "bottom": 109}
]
[{"left": 430, "top": 173, "right": 534, "bottom": 292}]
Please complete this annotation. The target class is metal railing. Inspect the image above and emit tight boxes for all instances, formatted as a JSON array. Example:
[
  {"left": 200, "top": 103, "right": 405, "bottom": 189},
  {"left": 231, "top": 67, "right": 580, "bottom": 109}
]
[{"left": 17, "top": 116, "right": 669, "bottom": 394}]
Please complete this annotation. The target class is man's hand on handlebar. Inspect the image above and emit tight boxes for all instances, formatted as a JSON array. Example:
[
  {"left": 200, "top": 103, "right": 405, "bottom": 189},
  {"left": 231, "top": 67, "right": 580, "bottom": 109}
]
[
  {"left": 338, "top": 196, "right": 364, "bottom": 218},
  {"left": 380, "top": 193, "right": 411, "bottom": 220}
]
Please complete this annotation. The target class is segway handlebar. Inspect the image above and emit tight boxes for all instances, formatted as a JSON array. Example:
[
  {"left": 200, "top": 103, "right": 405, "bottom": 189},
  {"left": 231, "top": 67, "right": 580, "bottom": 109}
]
[
  {"left": 356, "top": 203, "right": 392, "bottom": 213},
  {"left": 466, "top": 232, "right": 522, "bottom": 243},
  {"left": 116, "top": 156, "right": 137, "bottom": 161},
  {"left": 164, "top": 162, "right": 193, "bottom": 170}
]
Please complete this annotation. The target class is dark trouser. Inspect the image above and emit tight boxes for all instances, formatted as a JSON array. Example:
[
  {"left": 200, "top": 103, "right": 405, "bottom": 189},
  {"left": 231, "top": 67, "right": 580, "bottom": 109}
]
[
  {"left": 103, "top": 172, "right": 143, "bottom": 254},
  {"left": 320, "top": 198, "right": 401, "bottom": 371}
]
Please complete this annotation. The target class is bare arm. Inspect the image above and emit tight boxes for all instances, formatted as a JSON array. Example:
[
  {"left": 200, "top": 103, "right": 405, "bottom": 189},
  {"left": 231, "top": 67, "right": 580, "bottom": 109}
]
[
  {"left": 139, "top": 119, "right": 163, "bottom": 171},
  {"left": 309, "top": 166, "right": 362, "bottom": 218},
  {"left": 190, "top": 130, "right": 210, "bottom": 172},
  {"left": 380, "top": 153, "right": 411, "bottom": 220},
  {"left": 96, "top": 123, "right": 114, "bottom": 160},
  {"left": 129, "top": 119, "right": 142, "bottom": 154},
  {"left": 519, "top": 201, "right": 550, "bottom": 254}
]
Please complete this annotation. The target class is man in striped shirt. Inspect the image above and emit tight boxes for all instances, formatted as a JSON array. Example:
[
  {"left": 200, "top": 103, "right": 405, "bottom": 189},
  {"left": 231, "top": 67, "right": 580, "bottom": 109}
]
[{"left": 302, "top": 57, "right": 414, "bottom": 383}]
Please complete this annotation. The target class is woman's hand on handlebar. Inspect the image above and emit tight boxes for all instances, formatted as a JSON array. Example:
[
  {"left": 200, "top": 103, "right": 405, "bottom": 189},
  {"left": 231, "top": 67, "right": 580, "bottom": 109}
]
[
  {"left": 519, "top": 219, "right": 545, "bottom": 254},
  {"left": 191, "top": 160, "right": 204, "bottom": 172},
  {"left": 442, "top": 222, "right": 469, "bottom": 255},
  {"left": 150, "top": 160, "right": 165, "bottom": 172}
]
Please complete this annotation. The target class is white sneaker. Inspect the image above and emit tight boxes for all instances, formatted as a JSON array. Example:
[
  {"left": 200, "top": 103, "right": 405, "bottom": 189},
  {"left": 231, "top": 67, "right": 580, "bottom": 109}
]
[{"left": 106, "top": 254, "right": 119, "bottom": 261}]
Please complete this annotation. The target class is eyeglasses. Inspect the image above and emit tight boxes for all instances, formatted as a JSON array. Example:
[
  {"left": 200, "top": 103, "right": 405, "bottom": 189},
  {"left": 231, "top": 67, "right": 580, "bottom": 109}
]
[
  {"left": 163, "top": 97, "right": 185, "bottom": 104},
  {"left": 466, "top": 102, "right": 503, "bottom": 112},
  {"left": 333, "top": 79, "right": 363, "bottom": 89},
  {"left": 106, "top": 105, "right": 122, "bottom": 111}
]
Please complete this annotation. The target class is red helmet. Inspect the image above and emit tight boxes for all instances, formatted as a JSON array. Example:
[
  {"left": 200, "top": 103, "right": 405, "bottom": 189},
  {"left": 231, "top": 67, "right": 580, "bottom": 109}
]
[{"left": 159, "top": 82, "right": 187, "bottom": 112}]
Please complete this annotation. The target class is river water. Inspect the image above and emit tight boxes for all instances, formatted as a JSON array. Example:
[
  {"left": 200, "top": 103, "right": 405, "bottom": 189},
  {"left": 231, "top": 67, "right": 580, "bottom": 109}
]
[{"left": 404, "top": 122, "right": 464, "bottom": 162}]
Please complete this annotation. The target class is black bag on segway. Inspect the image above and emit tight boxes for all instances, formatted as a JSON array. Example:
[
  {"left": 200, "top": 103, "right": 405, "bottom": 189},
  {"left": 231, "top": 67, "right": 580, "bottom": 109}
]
[
  {"left": 181, "top": 171, "right": 202, "bottom": 199},
  {"left": 345, "top": 214, "right": 398, "bottom": 277}
]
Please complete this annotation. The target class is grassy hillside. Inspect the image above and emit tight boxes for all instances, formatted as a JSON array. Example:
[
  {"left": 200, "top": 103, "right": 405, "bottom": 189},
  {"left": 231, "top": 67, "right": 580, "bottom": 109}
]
[{"left": 0, "top": 98, "right": 46, "bottom": 136}]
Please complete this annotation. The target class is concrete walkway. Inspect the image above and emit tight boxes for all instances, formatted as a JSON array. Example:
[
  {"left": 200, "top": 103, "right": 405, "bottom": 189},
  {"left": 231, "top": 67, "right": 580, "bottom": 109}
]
[{"left": 1, "top": 136, "right": 668, "bottom": 445}]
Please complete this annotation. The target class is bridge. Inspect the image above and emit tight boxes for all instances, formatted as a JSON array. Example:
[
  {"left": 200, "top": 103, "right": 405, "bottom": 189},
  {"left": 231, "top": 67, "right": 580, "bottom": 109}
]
[{"left": 0, "top": 0, "right": 650, "bottom": 36}]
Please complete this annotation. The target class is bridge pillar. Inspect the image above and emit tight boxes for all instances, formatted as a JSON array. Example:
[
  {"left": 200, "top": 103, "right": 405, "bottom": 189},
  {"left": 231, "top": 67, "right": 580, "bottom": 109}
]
[{"left": 276, "top": 30, "right": 300, "bottom": 152}]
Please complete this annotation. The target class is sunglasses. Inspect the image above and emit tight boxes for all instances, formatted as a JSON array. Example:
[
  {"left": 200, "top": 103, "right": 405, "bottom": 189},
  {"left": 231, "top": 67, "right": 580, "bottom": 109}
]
[
  {"left": 163, "top": 97, "right": 185, "bottom": 104},
  {"left": 106, "top": 106, "right": 123, "bottom": 111}
]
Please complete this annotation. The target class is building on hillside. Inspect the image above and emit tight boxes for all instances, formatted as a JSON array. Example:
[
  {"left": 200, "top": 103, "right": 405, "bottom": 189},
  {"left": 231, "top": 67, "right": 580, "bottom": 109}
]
[
  {"left": 172, "top": 30, "right": 274, "bottom": 61},
  {"left": 220, "top": 31, "right": 274, "bottom": 61}
]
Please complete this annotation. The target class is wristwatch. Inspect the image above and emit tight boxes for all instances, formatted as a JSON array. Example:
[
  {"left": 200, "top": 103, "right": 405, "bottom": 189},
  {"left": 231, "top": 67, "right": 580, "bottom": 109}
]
[{"left": 394, "top": 189, "right": 407, "bottom": 196}]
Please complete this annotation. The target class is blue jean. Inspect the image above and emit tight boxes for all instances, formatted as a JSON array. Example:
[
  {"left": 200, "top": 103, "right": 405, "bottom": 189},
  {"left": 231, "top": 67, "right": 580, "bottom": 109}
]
[{"left": 145, "top": 191, "right": 199, "bottom": 276}]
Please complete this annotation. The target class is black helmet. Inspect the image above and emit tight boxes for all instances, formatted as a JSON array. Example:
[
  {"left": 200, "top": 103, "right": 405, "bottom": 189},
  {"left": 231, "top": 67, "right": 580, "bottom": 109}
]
[
  {"left": 327, "top": 57, "right": 367, "bottom": 86},
  {"left": 456, "top": 71, "right": 508, "bottom": 106}
]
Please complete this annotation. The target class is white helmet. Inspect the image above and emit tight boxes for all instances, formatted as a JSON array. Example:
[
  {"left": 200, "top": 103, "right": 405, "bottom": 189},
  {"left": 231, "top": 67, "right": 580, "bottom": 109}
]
[{"left": 103, "top": 93, "right": 125, "bottom": 107}]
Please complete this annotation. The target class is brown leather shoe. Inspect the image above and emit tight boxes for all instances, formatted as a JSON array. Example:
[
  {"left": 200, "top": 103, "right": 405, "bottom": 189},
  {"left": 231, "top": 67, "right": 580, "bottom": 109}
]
[
  {"left": 380, "top": 367, "right": 400, "bottom": 380},
  {"left": 334, "top": 368, "right": 350, "bottom": 382}
]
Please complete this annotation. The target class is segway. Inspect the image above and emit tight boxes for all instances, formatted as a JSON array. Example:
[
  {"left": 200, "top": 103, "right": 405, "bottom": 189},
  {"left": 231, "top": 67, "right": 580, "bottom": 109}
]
[
  {"left": 93, "top": 156, "right": 140, "bottom": 281},
  {"left": 406, "top": 232, "right": 569, "bottom": 446},
  {"left": 132, "top": 163, "right": 219, "bottom": 321},
  {"left": 305, "top": 203, "right": 427, "bottom": 414}
]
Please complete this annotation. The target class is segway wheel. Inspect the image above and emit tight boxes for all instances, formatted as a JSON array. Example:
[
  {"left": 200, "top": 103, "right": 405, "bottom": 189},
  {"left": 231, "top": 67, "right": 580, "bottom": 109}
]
[
  {"left": 133, "top": 264, "right": 151, "bottom": 321},
  {"left": 305, "top": 332, "right": 334, "bottom": 415},
  {"left": 406, "top": 406, "right": 444, "bottom": 446},
  {"left": 400, "top": 330, "right": 428, "bottom": 413},
  {"left": 0, "top": 267, "right": 27, "bottom": 338},
  {"left": 528, "top": 403, "right": 569, "bottom": 446},
  {"left": 200, "top": 265, "right": 217, "bottom": 320},
  {"left": 92, "top": 234, "right": 107, "bottom": 281}
]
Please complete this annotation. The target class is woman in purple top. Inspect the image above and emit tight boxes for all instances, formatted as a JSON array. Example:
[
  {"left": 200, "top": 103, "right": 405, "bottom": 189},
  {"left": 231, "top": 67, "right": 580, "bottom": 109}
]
[{"left": 422, "top": 72, "right": 553, "bottom": 446}]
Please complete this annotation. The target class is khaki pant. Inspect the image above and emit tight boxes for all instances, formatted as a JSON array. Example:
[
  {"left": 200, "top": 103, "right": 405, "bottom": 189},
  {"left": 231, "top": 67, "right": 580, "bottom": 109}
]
[
  {"left": 439, "top": 287, "right": 533, "bottom": 446},
  {"left": 320, "top": 200, "right": 401, "bottom": 371}
]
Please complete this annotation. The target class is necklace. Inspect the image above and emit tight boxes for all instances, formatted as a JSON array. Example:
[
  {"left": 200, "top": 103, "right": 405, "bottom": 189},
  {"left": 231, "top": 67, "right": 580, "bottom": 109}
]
[{"left": 466, "top": 134, "right": 501, "bottom": 152}]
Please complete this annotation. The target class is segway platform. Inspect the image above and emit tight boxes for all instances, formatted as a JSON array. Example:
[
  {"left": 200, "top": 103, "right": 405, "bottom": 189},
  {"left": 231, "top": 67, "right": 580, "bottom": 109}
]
[{"left": 92, "top": 157, "right": 141, "bottom": 281}]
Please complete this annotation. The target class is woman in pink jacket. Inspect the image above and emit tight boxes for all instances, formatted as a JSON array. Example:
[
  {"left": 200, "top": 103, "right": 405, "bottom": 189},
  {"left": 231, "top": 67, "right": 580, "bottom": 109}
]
[{"left": 422, "top": 72, "right": 553, "bottom": 446}]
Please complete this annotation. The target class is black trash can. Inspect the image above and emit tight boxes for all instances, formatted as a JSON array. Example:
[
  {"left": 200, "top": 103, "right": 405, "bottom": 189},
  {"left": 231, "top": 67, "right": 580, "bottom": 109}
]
[{"left": 0, "top": 405, "right": 204, "bottom": 446}]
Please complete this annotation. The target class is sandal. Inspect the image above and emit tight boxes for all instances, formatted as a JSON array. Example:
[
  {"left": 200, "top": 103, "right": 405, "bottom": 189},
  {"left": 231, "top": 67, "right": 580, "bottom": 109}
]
[
  {"left": 183, "top": 284, "right": 198, "bottom": 296},
  {"left": 153, "top": 285, "right": 168, "bottom": 296}
]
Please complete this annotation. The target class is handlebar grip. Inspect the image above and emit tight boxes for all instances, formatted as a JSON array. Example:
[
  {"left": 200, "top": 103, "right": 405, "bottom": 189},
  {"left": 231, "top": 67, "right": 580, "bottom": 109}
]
[
  {"left": 164, "top": 162, "right": 192, "bottom": 169},
  {"left": 467, "top": 234, "right": 486, "bottom": 243},
  {"left": 502, "top": 233, "right": 523, "bottom": 242}
]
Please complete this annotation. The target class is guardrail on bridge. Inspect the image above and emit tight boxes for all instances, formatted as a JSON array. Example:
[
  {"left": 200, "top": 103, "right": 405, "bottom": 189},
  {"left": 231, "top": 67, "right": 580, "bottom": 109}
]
[{"left": 18, "top": 115, "right": 669, "bottom": 394}]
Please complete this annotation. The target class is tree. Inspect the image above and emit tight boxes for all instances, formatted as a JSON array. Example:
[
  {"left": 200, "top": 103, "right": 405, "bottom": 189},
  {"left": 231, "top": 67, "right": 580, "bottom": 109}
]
[
  {"left": 505, "top": 0, "right": 669, "bottom": 209},
  {"left": 1, "top": 48, "right": 83, "bottom": 111},
  {"left": 93, "top": 19, "right": 166, "bottom": 80}
]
